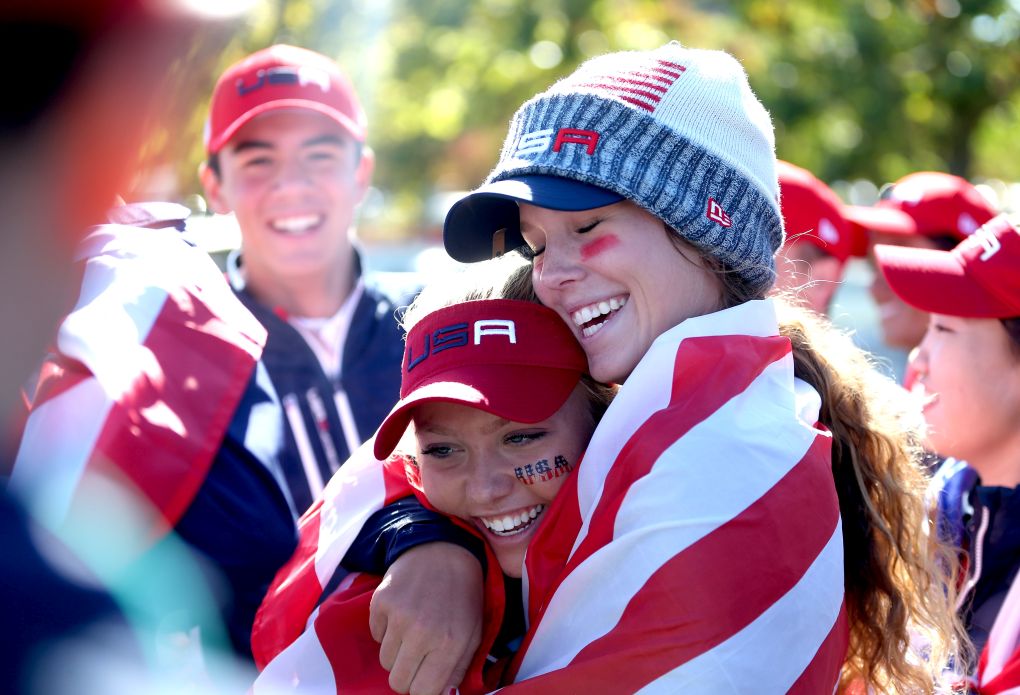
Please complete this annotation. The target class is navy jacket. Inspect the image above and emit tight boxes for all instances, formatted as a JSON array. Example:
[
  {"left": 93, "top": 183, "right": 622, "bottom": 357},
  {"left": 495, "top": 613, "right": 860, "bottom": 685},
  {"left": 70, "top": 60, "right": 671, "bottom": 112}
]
[
  {"left": 959, "top": 482, "right": 1020, "bottom": 655},
  {"left": 229, "top": 250, "right": 416, "bottom": 513}
]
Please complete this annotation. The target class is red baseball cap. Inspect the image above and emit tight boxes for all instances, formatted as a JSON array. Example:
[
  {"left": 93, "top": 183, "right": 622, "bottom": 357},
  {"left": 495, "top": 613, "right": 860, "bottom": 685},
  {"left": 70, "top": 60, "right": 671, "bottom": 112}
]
[
  {"left": 204, "top": 44, "right": 366, "bottom": 155},
  {"left": 373, "top": 299, "right": 589, "bottom": 460},
  {"left": 844, "top": 171, "right": 997, "bottom": 241},
  {"left": 777, "top": 160, "right": 864, "bottom": 263},
  {"left": 874, "top": 214, "right": 1020, "bottom": 318}
]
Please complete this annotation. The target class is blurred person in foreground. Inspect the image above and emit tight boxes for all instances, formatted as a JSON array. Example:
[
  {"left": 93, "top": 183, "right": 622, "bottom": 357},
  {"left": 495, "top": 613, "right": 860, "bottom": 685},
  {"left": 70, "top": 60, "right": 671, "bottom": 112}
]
[
  {"left": 845, "top": 171, "right": 997, "bottom": 358},
  {"left": 0, "top": 1, "right": 256, "bottom": 692},
  {"left": 773, "top": 160, "right": 865, "bottom": 316},
  {"left": 874, "top": 214, "right": 1020, "bottom": 689}
]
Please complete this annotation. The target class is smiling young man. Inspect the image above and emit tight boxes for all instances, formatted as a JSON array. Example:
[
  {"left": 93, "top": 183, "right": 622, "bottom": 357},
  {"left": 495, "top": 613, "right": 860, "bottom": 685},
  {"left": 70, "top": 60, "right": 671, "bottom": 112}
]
[
  {"left": 201, "top": 46, "right": 487, "bottom": 693},
  {"left": 201, "top": 46, "right": 399, "bottom": 510}
]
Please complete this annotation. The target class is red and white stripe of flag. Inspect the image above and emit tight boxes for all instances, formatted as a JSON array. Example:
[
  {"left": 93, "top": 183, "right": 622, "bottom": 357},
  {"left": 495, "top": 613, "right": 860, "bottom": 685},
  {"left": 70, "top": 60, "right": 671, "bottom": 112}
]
[
  {"left": 10, "top": 224, "right": 265, "bottom": 537},
  {"left": 505, "top": 299, "right": 847, "bottom": 693},
  {"left": 253, "top": 300, "right": 847, "bottom": 694}
]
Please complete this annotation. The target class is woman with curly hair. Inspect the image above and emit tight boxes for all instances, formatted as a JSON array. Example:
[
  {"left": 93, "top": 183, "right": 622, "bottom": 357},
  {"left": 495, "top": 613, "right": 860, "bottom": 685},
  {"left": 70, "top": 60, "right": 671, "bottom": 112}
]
[{"left": 440, "top": 42, "right": 968, "bottom": 693}]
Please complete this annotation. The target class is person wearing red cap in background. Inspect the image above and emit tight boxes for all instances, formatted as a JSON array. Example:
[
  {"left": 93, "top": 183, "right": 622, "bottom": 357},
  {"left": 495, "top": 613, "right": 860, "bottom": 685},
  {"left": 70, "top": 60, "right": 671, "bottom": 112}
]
[
  {"left": 199, "top": 45, "right": 488, "bottom": 694},
  {"left": 773, "top": 160, "right": 865, "bottom": 315},
  {"left": 845, "top": 171, "right": 998, "bottom": 361},
  {"left": 874, "top": 214, "right": 1020, "bottom": 691},
  {"left": 250, "top": 255, "right": 615, "bottom": 694}
]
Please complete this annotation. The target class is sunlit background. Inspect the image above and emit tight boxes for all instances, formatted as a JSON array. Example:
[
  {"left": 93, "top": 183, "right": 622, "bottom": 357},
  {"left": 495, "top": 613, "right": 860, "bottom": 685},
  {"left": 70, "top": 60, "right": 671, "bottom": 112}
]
[{"left": 135, "top": 0, "right": 1020, "bottom": 376}]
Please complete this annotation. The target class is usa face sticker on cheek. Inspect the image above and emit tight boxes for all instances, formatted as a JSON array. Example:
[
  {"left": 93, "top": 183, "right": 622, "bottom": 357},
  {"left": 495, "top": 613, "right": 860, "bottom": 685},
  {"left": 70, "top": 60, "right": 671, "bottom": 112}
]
[{"left": 515, "top": 455, "right": 575, "bottom": 486}]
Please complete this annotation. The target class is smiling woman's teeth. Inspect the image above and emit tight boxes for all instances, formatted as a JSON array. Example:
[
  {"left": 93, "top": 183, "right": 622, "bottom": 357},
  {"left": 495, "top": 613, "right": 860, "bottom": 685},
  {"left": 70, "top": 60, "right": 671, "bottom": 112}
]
[
  {"left": 271, "top": 214, "right": 322, "bottom": 235},
  {"left": 481, "top": 504, "right": 544, "bottom": 536},
  {"left": 572, "top": 296, "right": 627, "bottom": 338}
]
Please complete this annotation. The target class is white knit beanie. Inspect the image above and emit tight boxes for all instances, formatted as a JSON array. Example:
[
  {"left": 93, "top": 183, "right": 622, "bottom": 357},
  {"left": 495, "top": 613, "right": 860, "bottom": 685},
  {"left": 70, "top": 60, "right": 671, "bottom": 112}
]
[{"left": 445, "top": 42, "right": 784, "bottom": 295}]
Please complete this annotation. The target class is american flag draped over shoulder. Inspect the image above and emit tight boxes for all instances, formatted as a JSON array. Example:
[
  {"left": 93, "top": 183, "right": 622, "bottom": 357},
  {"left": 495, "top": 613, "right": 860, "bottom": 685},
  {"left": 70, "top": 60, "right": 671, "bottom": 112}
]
[
  {"left": 253, "top": 299, "right": 846, "bottom": 694},
  {"left": 10, "top": 223, "right": 266, "bottom": 538},
  {"left": 502, "top": 298, "right": 848, "bottom": 693},
  {"left": 251, "top": 445, "right": 509, "bottom": 694}
]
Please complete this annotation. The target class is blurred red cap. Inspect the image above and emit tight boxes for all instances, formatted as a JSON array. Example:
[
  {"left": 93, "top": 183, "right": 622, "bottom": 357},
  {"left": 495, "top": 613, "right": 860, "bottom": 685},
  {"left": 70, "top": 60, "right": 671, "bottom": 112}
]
[
  {"left": 777, "top": 160, "right": 865, "bottom": 263},
  {"left": 205, "top": 44, "right": 366, "bottom": 155},
  {"left": 844, "top": 171, "right": 997, "bottom": 242},
  {"left": 874, "top": 214, "right": 1020, "bottom": 318}
]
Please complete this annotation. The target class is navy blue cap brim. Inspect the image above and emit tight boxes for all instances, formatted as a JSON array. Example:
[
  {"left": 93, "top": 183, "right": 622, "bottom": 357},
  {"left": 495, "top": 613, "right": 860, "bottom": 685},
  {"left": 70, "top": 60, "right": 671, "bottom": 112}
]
[{"left": 443, "top": 175, "right": 624, "bottom": 262}]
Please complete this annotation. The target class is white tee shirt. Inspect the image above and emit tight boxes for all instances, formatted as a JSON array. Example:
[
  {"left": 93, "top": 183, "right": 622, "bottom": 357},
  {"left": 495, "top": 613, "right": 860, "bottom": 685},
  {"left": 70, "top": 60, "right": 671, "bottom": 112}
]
[{"left": 288, "top": 281, "right": 365, "bottom": 380}]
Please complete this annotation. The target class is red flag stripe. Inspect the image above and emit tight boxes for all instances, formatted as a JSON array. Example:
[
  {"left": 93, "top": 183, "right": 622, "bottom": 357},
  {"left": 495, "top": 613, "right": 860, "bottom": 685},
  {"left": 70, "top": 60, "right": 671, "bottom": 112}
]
[
  {"left": 521, "top": 464, "right": 583, "bottom": 626},
  {"left": 29, "top": 355, "right": 92, "bottom": 408},
  {"left": 508, "top": 434, "right": 841, "bottom": 690},
  {"left": 75, "top": 288, "right": 260, "bottom": 530},
  {"left": 252, "top": 499, "right": 325, "bottom": 669},
  {"left": 318, "top": 573, "right": 393, "bottom": 693},
  {"left": 789, "top": 603, "right": 850, "bottom": 694}
]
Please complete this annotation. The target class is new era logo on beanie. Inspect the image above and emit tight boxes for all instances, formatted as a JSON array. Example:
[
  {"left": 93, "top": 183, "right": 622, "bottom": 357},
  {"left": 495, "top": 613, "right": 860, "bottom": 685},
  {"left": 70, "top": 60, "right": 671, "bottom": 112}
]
[{"left": 444, "top": 42, "right": 783, "bottom": 297}]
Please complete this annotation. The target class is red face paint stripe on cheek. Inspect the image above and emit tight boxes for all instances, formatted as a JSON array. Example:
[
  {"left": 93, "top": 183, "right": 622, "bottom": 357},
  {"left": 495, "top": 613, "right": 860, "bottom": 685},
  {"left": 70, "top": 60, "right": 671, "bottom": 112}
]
[{"left": 580, "top": 234, "right": 619, "bottom": 261}]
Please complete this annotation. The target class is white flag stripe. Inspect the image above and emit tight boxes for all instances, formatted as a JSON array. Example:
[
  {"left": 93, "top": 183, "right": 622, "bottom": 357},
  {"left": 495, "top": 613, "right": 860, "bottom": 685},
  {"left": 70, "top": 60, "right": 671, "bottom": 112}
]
[
  {"left": 572, "top": 300, "right": 783, "bottom": 554},
  {"left": 312, "top": 442, "right": 389, "bottom": 587},
  {"left": 515, "top": 355, "right": 820, "bottom": 679},
  {"left": 636, "top": 523, "right": 844, "bottom": 694},
  {"left": 60, "top": 227, "right": 214, "bottom": 396},
  {"left": 253, "top": 606, "right": 337, "bottom": 695},
  {"left": 10, "top": 377, "right": 112, "bottom": 527}
]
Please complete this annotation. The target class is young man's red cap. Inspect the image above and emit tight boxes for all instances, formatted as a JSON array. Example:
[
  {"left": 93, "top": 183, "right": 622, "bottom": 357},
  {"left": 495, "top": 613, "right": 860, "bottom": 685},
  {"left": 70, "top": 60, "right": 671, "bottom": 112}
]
[{"left": 205, "top": 44, "right": 366, "bottom": 155}]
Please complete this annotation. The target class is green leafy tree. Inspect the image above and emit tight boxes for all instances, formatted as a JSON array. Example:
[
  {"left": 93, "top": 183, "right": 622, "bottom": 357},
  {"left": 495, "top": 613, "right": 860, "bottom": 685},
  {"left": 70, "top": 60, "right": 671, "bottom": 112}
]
[{"left": 137, "top": 0, "right": 1020, "bottom": 238}]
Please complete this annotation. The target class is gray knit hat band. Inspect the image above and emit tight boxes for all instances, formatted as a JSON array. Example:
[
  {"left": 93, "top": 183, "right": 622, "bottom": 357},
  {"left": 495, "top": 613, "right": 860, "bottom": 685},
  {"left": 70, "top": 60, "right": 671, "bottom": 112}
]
[{"left": 489, "top": 93, "right": 782, "bottom": 295}]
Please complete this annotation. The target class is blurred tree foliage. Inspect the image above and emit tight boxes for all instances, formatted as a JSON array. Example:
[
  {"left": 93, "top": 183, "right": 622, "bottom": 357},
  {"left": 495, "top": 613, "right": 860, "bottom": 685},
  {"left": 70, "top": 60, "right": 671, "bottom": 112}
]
[{"left": 140, "top": 0, "right": 1020, "bottom": 237}]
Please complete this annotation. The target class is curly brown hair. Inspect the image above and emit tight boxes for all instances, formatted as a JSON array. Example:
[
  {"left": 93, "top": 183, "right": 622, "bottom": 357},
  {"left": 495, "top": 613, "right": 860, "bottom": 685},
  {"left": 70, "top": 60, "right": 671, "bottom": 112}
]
[
  {"left": 673, "top": 222, "right": 970, "bottom": 692},
  {"left": 775, "top": 300, "right": 968, "bottom": 693}
]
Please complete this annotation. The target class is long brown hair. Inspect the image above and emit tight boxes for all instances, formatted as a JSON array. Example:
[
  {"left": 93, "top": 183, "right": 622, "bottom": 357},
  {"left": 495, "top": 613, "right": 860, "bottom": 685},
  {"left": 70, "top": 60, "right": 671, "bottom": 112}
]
[{"left": 680, "top": 229, "right": 968, "bottom": 692}]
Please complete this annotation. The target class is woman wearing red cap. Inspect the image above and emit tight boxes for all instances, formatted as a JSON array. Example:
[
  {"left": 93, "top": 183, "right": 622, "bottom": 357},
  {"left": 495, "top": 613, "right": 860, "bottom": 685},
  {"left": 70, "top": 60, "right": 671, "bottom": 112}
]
[
  {"left": 441, "top": 43, "right": 966, "bottom": 693},
  {"left": 875, "top": 213, "right": 1020, "bottom": 693},
  {"left": 250, "top": 255, "right": 615, "bottom": 694}
]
